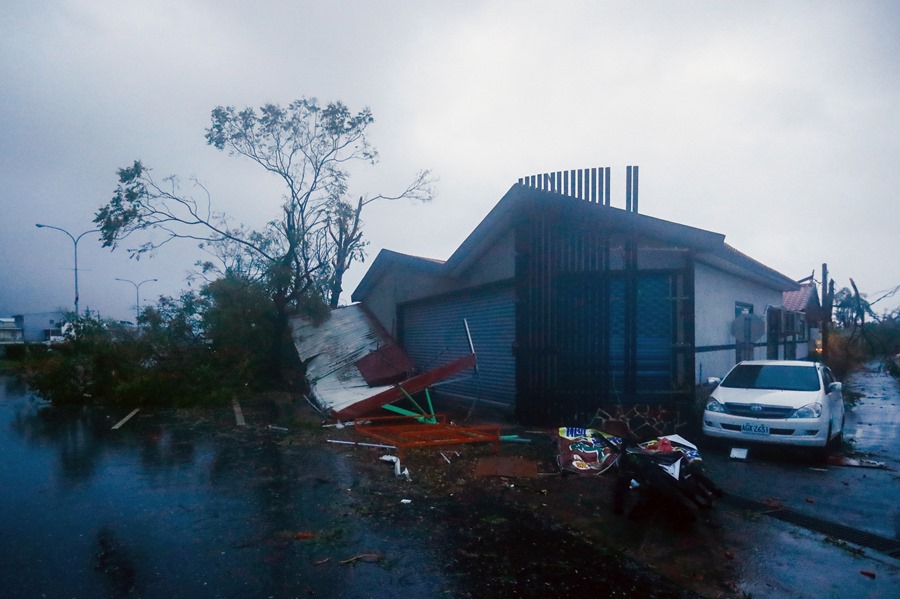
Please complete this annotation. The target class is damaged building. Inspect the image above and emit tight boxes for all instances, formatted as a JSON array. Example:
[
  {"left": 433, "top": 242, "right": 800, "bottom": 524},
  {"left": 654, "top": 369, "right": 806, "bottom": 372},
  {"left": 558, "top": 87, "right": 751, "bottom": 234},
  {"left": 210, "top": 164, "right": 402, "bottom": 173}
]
[{"left": 306, "top": 167, "right": 811, "bottom": 432}]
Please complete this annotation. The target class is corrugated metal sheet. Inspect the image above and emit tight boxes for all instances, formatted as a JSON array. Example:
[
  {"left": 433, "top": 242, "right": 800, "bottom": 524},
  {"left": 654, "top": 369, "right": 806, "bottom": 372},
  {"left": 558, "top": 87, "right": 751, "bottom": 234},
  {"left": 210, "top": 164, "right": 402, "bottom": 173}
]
[
  {"left": 290, "top": 305, "right": 396, "bottom": 415},
  {"left": 400, "top": 286, "right": 516, "bottom": 406},
  {"left": 290, "top": 304, "right": 478, "bottom": 419}
]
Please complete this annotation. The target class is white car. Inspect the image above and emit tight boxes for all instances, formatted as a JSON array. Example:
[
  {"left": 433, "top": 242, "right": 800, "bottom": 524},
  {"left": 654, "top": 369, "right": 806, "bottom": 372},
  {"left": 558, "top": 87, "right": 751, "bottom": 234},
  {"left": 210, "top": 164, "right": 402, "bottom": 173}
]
[{"left": 702, "top": 360, "right": 844, "bottom": 450}]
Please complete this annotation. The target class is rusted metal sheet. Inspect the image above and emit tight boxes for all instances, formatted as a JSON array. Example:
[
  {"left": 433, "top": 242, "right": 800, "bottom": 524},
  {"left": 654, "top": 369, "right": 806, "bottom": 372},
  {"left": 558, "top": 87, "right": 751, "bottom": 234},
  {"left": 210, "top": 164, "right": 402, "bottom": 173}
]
[
  {"left": 353, "top": 413, "right": 500, "bottom": 458},
  {"left": 333, "top": 354, "right": 476, "bottom": 419},
  {"left": 290, "top": 304, "right": 476, "bottom": 419},
  {"left": 290, "top": 304, "right": 396, "bottom": 416},
  {"left": 354, "top": 343, "right": 414, "bottom": 386}
]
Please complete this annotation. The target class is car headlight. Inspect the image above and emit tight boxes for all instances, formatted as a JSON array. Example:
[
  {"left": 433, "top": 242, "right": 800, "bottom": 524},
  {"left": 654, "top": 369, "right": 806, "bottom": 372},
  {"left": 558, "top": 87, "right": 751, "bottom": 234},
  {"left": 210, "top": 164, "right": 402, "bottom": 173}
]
[
  {"left": 705, "top": 398, "right": 726, "bottom": 413},
  {"left": 790, "top": 402, "right": 822, "bottom": 419}
]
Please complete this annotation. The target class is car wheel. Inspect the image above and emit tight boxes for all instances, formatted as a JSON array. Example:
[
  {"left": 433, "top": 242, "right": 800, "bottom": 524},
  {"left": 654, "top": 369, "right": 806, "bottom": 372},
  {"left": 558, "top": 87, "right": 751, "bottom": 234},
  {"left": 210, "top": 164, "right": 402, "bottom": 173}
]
[
  {"left": 811, "top": 423, "right": 833, "bottom": 462},
  {"left": 828, "top": 416, "right": 845, "bottom": 449}
]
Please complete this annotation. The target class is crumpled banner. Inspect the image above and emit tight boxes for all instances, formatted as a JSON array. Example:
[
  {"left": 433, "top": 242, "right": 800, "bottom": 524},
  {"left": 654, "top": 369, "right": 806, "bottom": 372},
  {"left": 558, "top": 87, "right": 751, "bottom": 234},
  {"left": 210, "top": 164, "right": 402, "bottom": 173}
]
[
  {"left": 556, "top": 428, "right": 703, "bottom": 475},
  {"left": 556, "top": 427, "right": 621, "bottom": 474},
  {"left": 638, "top": 435, "right": 703, "bottom": 467}
]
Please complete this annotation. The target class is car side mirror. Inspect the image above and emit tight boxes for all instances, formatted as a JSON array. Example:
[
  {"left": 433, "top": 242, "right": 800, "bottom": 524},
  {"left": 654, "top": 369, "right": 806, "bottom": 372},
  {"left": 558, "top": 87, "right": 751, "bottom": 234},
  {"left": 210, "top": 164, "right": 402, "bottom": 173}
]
[
  {"left": 828, "top": 382, "right": 843, "bottom": 393},
  {"left": 707, "top": 377, "right": 721, "bottom": 387}
]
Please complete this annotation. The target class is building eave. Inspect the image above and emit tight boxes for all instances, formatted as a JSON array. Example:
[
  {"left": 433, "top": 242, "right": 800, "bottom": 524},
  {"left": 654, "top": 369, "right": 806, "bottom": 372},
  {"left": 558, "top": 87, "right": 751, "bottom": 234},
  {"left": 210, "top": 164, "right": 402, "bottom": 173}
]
[
  {"left": 355, "top": 182, "right": 800, "bottom": 298},
  {"left": 351, "top": 249, "right": 446, "bottom": 303}
]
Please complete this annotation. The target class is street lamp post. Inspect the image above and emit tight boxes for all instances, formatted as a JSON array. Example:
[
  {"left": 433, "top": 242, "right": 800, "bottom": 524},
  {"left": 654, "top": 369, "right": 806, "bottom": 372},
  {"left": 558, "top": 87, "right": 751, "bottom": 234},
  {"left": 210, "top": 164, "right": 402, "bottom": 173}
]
[
  {"left": 35, "top": 224, "right": 100, "bottom": 316},
  {"left": 115, "top": 277, "right": 157, "bottom": 323}
]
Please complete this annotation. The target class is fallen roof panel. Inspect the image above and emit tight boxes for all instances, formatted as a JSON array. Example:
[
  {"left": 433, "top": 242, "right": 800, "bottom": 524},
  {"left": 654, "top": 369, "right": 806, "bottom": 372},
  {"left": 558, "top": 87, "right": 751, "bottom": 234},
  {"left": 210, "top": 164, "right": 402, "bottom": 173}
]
[
  {"left": 290, "top": 304, "right": 476, "bottom": 419},
  {"left": 332, "top": 353, "right": 476, "bottom": 419}
]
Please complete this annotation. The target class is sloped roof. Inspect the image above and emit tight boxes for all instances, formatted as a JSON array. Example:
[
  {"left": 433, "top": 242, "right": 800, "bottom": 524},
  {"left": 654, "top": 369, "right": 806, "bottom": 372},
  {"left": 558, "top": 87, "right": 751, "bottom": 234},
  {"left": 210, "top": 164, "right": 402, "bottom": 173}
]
[
  {"left": 351, "top": 249, "right": 446, "bottom": 302},
  {"left": 353, "top": 183, "right": 799, "bottom": 300},
  {"left": 783, "top": 282, "right": 820, "bottom": 312}
]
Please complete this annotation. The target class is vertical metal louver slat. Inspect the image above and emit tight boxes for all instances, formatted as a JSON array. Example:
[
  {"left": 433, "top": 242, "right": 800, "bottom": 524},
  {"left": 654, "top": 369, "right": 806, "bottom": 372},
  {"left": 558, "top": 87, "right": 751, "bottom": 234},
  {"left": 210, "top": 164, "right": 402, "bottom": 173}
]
[
  {"left": 636, "top": 274, "right": 674, "bottom": 393},
  {"left": 400, "top": 287, "right": 516, "bottom": 406},
  {"left": 608, "top": 278, "right": 626, "bottom": 394}
]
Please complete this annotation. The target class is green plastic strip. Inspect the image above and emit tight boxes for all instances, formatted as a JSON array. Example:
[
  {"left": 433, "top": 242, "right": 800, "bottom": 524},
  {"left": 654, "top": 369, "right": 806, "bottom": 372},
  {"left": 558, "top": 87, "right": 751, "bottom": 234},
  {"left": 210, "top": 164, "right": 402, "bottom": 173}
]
[
  {"left": 381, "top": 386, "right": 437, "bottom": 424},
  {"left": 425, "top": 388, "right": 435, "bottom": 416}
]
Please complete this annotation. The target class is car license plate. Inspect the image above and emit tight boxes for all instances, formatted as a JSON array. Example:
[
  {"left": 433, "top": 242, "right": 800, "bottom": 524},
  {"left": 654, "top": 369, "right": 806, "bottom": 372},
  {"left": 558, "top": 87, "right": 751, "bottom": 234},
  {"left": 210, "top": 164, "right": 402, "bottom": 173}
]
[{"left": 742, "top": 422, "right": 769, "bottom": 435}]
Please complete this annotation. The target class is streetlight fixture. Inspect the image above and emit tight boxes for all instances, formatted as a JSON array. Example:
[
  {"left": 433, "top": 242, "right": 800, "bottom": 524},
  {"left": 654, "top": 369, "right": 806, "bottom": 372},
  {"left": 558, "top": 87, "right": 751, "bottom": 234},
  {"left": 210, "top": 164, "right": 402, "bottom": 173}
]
[
  {"left": 115, "top": 277, "right": 158, "bottom": 323},
  {"left": 35, "top": 223, "right": 100, "bottom": 316}
]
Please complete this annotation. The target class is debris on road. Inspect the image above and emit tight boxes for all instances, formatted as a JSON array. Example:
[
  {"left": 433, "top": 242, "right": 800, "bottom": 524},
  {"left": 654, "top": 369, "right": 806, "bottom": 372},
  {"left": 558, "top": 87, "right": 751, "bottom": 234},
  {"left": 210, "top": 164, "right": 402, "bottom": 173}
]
[
  {"left": 556, "top": 427, "right": 621, "bottom": 474},
  {"left": 729, "top": 447, "right": 748, "bottom": 460},
  {"left": 326, "top": 439, "right": 397, "bottom": 450},
  {"left": 380, "top": 454, "right": 412, "bottom": 481},
  {"left": 355, "top": 414, "right": 500, "bottom": 458},
  {"left": 111, "top": 408, "right": 141, "bottom": 430},
  {"left": 340, "top": 552, "right": 384, "bottom": 565},
  {"left": 860, "top": 569, "right": 877, "bottom": 579},
  {"left": 231, "top": 399, "right": 246, "bottom": 427},
  {"left": 500, "top": 434, "right": 532, "bottom": 443},
  {"left": 827, "top": 455, "right": 887, "bottom": 469}
]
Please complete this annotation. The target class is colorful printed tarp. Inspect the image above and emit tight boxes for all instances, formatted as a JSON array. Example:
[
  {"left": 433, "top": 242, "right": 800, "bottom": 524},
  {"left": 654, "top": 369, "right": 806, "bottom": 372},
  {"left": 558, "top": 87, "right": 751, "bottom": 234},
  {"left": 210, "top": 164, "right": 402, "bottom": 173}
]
[
  {"left": 556, "top": 427, "right": 621, "bottom": 474},
  {"left": 556, "top": 428, "right": 703, "bottom": 475}
]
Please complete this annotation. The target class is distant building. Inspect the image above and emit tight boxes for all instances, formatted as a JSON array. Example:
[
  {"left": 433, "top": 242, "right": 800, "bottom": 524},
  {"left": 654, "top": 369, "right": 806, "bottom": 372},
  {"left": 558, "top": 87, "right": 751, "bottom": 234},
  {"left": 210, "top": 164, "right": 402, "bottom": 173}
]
[
  {"left": 781, "top": 281, "right": 824, "bottom": 357},
  {"left": 14, "top": 311, "right": 66, "bottom": 343},
  {"left": 351, "top": 168, "right": 808, "bottom": 432},
  {"left": 0, "top": 318, "right": 23, "bottom": 344}
]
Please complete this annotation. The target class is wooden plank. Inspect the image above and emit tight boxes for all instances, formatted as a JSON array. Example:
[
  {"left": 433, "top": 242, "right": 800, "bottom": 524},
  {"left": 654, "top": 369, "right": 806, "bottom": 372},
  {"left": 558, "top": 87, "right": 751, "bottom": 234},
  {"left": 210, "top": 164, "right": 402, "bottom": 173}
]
[
  {"left": 111, "top": 408, "right": 140, "bottom": 430},
  {"left": 232, "top": 399, "right": 246, "bottom": 427}
]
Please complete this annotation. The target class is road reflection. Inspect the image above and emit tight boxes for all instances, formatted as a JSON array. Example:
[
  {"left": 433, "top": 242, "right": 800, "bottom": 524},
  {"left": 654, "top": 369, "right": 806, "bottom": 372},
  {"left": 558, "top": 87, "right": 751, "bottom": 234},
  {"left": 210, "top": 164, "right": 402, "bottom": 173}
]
[
  {"left": 0, "top": 375, "right": 447, "bottom": 598},
  {"left": 844, "top": 364, "right": 900, "bottom": 465}
]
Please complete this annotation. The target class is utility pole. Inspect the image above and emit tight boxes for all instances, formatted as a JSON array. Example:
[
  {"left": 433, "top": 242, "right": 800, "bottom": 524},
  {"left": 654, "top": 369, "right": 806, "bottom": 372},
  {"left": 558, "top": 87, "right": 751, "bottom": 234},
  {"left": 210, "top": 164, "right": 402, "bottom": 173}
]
[
  {"left": 821, "top": 263, "right": 835, "bottom": 361},
  {"left": 35, "top": 224, "right": 99, "bottom": 316},
  {"left": 115, "top": 278, "right": 158, "bottom": 323}
]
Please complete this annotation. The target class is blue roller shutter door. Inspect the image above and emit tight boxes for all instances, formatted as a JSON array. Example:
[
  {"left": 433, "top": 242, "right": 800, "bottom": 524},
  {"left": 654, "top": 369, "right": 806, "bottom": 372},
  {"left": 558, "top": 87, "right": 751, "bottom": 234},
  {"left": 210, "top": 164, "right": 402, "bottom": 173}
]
[{"left": 400, "top": 287, "right": 516, "bottom": 406}]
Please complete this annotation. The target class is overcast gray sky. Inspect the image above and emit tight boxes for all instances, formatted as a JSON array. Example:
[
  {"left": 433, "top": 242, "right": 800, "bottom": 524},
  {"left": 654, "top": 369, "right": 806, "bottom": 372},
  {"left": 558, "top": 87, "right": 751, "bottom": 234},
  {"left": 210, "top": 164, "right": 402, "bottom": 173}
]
[{"left": 2, "top": 0, "right": 898, "bottom": 321}]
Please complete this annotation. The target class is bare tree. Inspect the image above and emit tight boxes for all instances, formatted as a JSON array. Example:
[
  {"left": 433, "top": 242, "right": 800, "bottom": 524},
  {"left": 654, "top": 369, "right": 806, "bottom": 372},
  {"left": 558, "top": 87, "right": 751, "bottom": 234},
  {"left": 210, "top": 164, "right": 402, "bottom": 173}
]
[{"left": 95, "top": 98, "right": 434, "bottom": 374}]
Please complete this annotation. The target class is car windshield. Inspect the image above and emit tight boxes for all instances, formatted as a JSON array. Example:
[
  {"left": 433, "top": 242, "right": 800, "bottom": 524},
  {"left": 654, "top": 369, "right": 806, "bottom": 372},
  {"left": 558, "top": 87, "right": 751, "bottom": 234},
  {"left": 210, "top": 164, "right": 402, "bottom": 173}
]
[{"left": 720, "top": 364, "right": 820, "bottom": 391}]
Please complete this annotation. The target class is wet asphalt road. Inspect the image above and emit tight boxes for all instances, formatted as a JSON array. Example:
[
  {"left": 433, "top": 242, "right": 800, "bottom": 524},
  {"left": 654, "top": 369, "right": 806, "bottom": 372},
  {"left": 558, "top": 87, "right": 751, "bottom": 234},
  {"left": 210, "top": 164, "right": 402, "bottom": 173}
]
[
  {"left": 697, "top": 362, "right": 900, "bottom": 597},
  {"left": 0, "top": 376, "right": 691, "bottom": 599},
  {"left": 701, "top": 363, "right": 900, "bottom": 540},
  {"left": 0, "top": 376, "right": 452, "bottom": 598}
]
